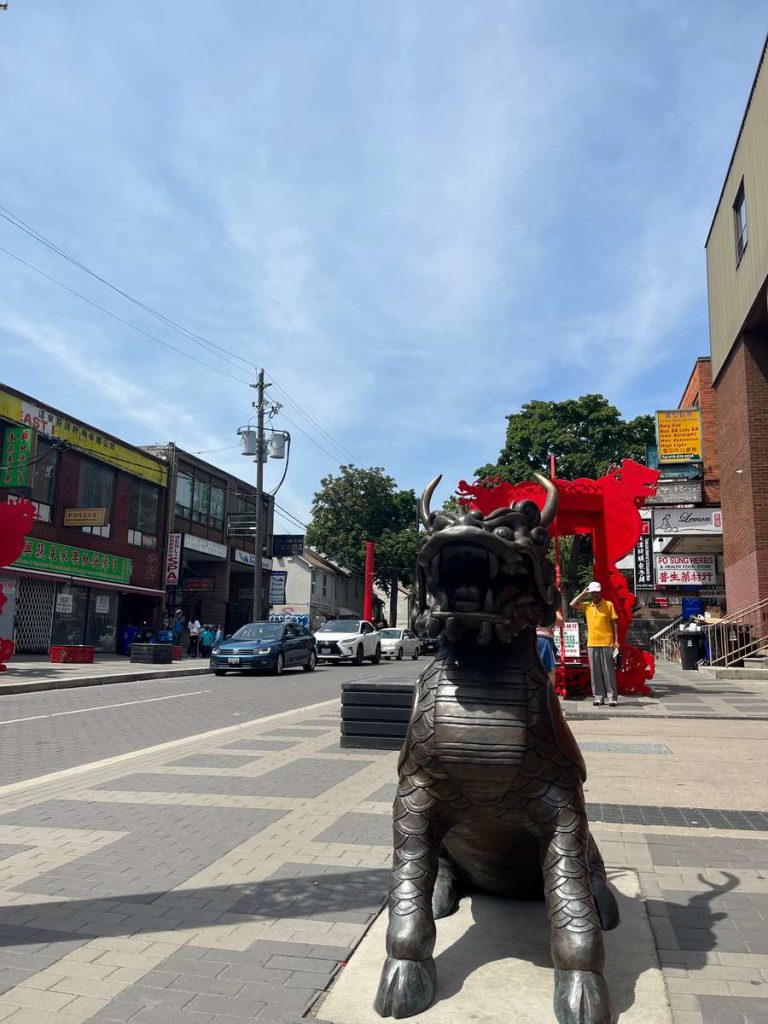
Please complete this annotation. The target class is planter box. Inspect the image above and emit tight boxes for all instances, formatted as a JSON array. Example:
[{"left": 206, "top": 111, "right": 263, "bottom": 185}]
[
  {"left": 340, "top": 680, "right": 414, "bottom": 750},
  {"left": 50, "top": 645, "right": 95, "bottom": 664},
  {"left": 130, "top": 643, "right": 173, "bottom": 665}
]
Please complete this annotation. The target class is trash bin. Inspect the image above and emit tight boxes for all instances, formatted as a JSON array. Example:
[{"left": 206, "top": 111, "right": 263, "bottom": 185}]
[{"left": 680, "top": 634, "right": 701, "bottom": 671}]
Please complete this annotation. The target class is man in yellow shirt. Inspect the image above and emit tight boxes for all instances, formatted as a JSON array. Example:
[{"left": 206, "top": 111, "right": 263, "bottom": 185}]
[{"left": 570, "top": 581, "right": 619, "bottom": 707}]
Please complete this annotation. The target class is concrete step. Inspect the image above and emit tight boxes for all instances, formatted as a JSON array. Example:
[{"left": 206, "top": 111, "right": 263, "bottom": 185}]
[{"left": 697, "top": 664, "right": 768, "bottom": 681}]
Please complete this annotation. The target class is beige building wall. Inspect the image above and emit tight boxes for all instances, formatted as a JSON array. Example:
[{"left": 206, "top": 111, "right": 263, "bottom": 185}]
[{"left": 706, "top": 39, "right": 768, "bottom": 379}]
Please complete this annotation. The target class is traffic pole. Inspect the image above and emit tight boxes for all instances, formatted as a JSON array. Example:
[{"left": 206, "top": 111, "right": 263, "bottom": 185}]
[{"left": 252, "top": 368, "right": 266, "bottom": 622}]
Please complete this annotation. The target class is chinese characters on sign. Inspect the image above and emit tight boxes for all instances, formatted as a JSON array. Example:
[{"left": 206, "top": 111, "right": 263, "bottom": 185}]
[
  {"left": 553, "top": 621, "right": 581, "bottom": 659},
  {"left": 0, "top": 388, "right": 167, "bottom": 487},
  {"left": 165, "top": 533, "right": 182, "bottom": 586},
  {"left": 656, "top": 409, "right": 703, "bottom": 464},
  {"left": 13, "top": 538, "right": 132, "bottom": 584},
  {"left": 634, "top": 520, "right": 654, "bottom": 588},
  {"left": 2, "top": 426, "right": 35, "bottom": 488},
  {"left": 655, "top": 553, "right": 716, "bottom": 586}
]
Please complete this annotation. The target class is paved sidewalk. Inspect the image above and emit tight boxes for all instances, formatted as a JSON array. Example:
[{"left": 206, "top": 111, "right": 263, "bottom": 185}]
[
  {"left": 0, "top": 655, "right": 211, "bottom": 695},
  {"left": 0, "top": 663, "right": 760, "bottom": 1022}
]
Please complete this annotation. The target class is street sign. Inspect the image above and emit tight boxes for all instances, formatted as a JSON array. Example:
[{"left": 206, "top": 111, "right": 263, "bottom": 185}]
[
  {"left": 655, "top": 553, "right": 716, "bottom": 586},
  {"left": 634, "top": 521, "right": 654, "bottom": 588}
]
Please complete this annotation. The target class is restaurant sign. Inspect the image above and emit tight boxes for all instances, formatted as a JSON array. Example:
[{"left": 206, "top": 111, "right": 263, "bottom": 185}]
[
  {"left": 13, "top": 538, "right": 132, "bottom": 583},
  {"left": 634, "top": 520, "right": 654, "bottom": 588},
  {"left": 653, "top": 508, "right": 723, "bottom": 535}
]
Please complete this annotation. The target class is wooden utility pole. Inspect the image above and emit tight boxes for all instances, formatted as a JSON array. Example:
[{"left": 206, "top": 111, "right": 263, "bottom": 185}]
[{"left": 251, "top": 369, "right": 267, "bottom": 621}]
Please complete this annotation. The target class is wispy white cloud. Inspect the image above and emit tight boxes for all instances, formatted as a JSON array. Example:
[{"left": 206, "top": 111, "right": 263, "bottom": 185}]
[{"left": 0, "top": 0, "right": 766, "bottom": 517}]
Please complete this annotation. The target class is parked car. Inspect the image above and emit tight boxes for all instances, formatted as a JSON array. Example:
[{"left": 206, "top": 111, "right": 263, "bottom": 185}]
[
  {"left": 210, "top": 621, "right": 316, "bottom": 676},
  {"left": 418, "top": 634, "right": 440, "bottom": 655},
  {"left": 379, "top": 627, "right": 420, "bottom": 661},
  {"left": 314, "top": 619, "right": 381, "bottom": 665}
]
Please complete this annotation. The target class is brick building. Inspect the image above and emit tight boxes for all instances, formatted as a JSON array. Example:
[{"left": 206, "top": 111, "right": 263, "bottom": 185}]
[
  {"left": 705, "top": 35, "right": 768, "bottom": 611},
  {"left": 679, "top": 357, "right": 720, "bottom": 507},
  {"left": 143, "top": 445, "right": 274, "bottom": 635},
  {"left": 0, "top": 384, "right": 168, "bottom": 653}
]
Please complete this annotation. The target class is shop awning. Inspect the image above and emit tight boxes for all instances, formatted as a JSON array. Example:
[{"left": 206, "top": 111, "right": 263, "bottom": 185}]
[{"left": 1, "top": 566, "right": 165, "bottom": 598}]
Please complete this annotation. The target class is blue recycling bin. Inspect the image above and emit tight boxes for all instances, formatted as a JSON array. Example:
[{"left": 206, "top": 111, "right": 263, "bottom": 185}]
[{"left": 118, "top": 625, "right": 140, "bottom": 656}]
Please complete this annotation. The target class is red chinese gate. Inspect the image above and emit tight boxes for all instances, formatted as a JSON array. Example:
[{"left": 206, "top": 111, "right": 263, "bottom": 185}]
[{"left": 457, "top": 459, "right": 660, "bottom": 697}]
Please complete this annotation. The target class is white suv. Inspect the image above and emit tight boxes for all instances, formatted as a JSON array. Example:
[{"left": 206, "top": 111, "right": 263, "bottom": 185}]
[{"left": 314, "top": 619, "right": 381, "bottom": 665}]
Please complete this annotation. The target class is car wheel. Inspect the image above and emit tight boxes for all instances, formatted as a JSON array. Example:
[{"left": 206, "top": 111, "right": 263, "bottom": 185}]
[
  {"left": 354, "top": 645, "right": 364, "bottom": 666},
  {"left": 274, "top": 654, "right": 285, "bottom": 676},
  {"left": 412, "top": 647, "right": 420, "bottom": 660},
  {"left": 214, "top": 670, "right": 226, "bottom": 676},
  {"left": 396, "top": 647, "right": 403, "bottom": 661},
  {"left": 370, "top": 644, "right": 381, "bottom": 665},
  {"left": 303, "top": 651, "right": 317, "bottom": 672}
]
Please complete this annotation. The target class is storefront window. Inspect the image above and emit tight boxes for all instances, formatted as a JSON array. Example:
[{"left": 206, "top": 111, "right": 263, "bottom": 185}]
[
  {"left": 210, "top": 485, "right": 225, "bottom": 529},
  {"left": 77, "top": 459, "right": 114, "bottom": 537},
  {"left": 175, "top": 472, "right": 193, "bottom": 517},
  {"left": 129, "top": 480, "right": 159, "bottom": 548},
  {"left": 192, "top": 477, "right": 210, "bottom": 524}
]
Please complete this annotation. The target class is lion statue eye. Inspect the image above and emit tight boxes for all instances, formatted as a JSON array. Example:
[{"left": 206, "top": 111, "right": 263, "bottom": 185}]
[{"left": 494, "top": 526, "right": 512, "bottom": 539}]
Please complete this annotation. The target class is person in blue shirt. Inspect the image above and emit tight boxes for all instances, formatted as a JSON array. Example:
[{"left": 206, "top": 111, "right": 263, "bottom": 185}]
[{"left": 199, "top": 625, "right": 214, "bottom": 657}]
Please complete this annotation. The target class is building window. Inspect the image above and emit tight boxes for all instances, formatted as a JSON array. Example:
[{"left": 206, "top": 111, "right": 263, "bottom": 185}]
[
  {"left": 129, "top": 480, "right": 159, "bottom": 548},
  {"left": 733, "top": 180, "right": 748, "bottom": 265},
  {"left": 322, "top": 573, "right": 328, "bottom": 597},
  {"left": 0, "top": 429, "right": 59, "bottom": 516},
  {"left": 77, "top": 460, "right": 113, "bottom": 538},
  {"left": 210, "top": 485, "right": 225, "bottom": 530},
  {"left": 311, "top": 569, "right": 317, "bottom": 595},
  {"left": 175, "top": 472, "right": 193, "bottom": 517}
]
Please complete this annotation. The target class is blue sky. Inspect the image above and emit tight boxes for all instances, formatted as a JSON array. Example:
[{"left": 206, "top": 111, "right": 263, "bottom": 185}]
[{"left": 1, "top": 3, "right": 766, "bottom": 530}]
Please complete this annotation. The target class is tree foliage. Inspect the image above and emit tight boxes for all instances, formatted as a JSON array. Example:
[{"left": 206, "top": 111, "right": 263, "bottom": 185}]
[
  {"left": 305, "top": 465, "right": 420, "bottom": 589},
  {"left": 475, "top": 394, "right": 655, "bottom": 483}
]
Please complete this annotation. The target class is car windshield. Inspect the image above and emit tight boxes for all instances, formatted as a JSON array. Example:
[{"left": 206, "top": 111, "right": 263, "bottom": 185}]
[
  {"left": 230, "top": 623, "right": 284, "bottom": 642},
  {"left": 379, "top": 629, "right": 401, "bottom": 639},
  {"left": 317, "top": 620, "right": 360, "bottom": 633}
]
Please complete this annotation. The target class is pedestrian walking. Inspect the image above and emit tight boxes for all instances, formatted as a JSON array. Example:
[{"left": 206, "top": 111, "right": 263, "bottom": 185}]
[
  {"left": 187, "top": 617, "right": 201, "bottom": 658},
  {"left": 536, "top": 609, "right": 562, "bottom": 687},
  {"left": 172, "top": 610, "right": 184, "bottom": 650},
  {"left": 214, "top": 624, "right": 223, "bottom": 644},
  {"left": 570, "top": 581, "right": 619, "bottom": 707},
  {"left": 199, "top": 625, "right": 214, "bottom": 657}
]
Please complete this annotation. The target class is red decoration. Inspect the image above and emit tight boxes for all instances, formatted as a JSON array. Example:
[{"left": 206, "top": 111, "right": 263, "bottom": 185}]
[
  {"left": 0, "top": 499, "right": 37, "bottom": 673},
  {"left": 364, "top": 541, "right": 375, "bottom": 623},
  {"left": 457, "top": 459, "right": 660, "bottom": 698}
]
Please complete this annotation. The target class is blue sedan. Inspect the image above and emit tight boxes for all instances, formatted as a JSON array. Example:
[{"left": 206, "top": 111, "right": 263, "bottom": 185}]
[{"left": 210, "top": 621, "right": 317, "bottom": 676}]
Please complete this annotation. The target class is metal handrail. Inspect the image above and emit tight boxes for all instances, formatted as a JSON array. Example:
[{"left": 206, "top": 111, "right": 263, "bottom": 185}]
[
  {"left": 652, "top": 615, "right": 685, "bottom": 663},
  {"left": 650, "top": 615, "right": 683, "bottom": 643},
  {"left": 707, "top": 596, "right": 768, "bottom": 667}
]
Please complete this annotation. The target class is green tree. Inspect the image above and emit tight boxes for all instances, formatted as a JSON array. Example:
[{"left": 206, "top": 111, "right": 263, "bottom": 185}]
[
  {"left": 305, "top": 465, "right": 420, "bottom": 591},
  {"left": 475, "top": 394, "right": 655, "bottom": 483},
  {"left": 474, "top": 394, "right": 655, "bottom": 607}
]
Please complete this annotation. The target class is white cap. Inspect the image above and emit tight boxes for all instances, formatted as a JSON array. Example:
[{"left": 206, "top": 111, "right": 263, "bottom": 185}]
[{"left": 587, "top": 581, "right": 602, "bottom": 593}]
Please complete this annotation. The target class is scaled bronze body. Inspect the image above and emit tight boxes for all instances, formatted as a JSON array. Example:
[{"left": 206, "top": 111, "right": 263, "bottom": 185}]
[{"left": 374, "top": 476, "right": 619, "bottom": 1023}]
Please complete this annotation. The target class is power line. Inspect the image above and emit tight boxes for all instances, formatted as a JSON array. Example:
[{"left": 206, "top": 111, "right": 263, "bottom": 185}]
[
  {"left": 0, "top": 245, "right": 253, "bottom": 390},
  {"left": 0, "top": 204, "right": 364, "bottom": 467},
  {"left": 0, "top": 205, "right": 253, "bottom": 376},
  {"left": 0, "top": 245, "right": 357, "bottom": 471}
]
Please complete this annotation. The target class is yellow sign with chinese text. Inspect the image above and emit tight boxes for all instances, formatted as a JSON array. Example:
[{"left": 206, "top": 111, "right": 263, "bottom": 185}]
[
  {"left": 656, "top": 409, "right": 702, "bottom": 464},
  {"left": 0, "top": 386, "right": 167, "bottom": 487},
  {"left": 63, "top": 507, "right": 108, "bottom": 526}
]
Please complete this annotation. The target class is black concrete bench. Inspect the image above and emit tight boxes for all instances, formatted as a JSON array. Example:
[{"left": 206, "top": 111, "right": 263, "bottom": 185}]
[{"left": 340, "top": 679, "right": 414, "bottom": 750}]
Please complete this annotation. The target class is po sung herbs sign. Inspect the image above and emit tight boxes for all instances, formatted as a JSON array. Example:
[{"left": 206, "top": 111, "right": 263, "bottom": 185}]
[{"left": 655, "top": 554, "right": 716, "bottom": 586}]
